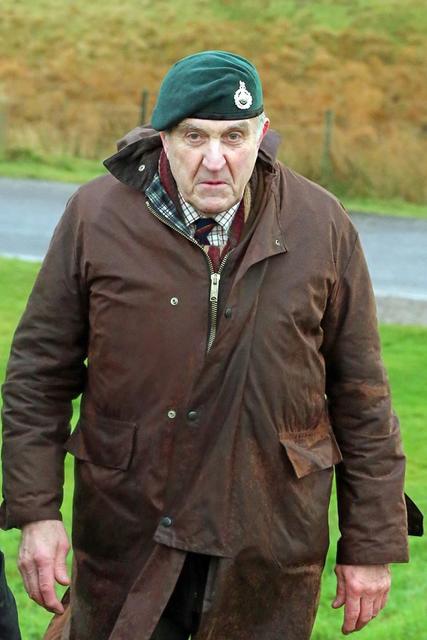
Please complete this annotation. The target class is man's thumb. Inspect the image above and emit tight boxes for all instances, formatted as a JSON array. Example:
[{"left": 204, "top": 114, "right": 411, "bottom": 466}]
[{"left": 54, "top": 559, "right": 70, "bottom": 586}]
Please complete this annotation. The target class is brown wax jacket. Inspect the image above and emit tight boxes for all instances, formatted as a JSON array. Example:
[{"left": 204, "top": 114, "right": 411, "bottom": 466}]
[{"left": 1, "top": 128, "right": 409, "bottom": 640}]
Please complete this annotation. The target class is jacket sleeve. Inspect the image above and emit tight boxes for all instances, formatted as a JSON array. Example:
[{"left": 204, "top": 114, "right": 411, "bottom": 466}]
[
  {"left": 1, "top": 194, "right": 87, "bottom": 529},
  {"left": 321, "top": 225, "right": 409, "bottom": 565}
]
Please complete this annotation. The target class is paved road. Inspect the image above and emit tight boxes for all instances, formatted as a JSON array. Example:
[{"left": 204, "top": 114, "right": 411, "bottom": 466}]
[
  {"left": 0, "top": 178, "right": 80, "bottom": 261},
  {"left": 1, "top": 177, "right": 426, "bottom": 322}
]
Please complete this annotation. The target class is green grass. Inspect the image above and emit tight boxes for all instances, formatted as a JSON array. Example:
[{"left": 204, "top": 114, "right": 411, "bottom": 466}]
[
  {"left": 0, "top": 155, "right": 107, "bottom": 185},
  {"left": 8, "top": 0, "right": 427, "bottom": 39},
  {"left": 343, "top": 197, "right": 427, "bottom": 220},
  {"left": 0, "top": 257, "right": 426, "bottom": 639},
  {"left": 206, "top": 0, "right": 427, "bottom": 41}
]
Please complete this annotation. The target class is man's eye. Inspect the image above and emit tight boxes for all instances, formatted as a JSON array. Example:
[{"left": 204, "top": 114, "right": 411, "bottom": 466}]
[
  {"left": 227, "top": 132, "right": 243, "bottom": 142},
  {"left": 186, "top": 132, "right": 202, "bottom": 142}
]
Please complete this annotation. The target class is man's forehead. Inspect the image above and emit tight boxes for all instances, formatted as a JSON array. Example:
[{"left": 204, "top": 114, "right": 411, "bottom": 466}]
[{"left": 175, "top": 118, "right": 254, "bottom": 134}]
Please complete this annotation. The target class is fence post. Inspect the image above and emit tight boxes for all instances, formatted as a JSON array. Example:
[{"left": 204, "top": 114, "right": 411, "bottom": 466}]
[
  {"left": 0, "top": 97, "right": 6, "bottom": 158},
  {"left": 321, "top": 109, "right": 334, "bottom": 183},
  {"left": 140, "top": 89, "right": 149, "bottom": 125}
]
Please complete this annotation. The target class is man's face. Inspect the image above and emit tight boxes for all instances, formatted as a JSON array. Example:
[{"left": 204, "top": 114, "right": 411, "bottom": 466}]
[{"left": 160, "top": 117, "right": 269, "bottom": 216}]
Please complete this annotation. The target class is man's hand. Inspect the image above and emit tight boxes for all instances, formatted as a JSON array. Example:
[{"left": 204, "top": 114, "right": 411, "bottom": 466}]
[
  {"left": 332, "top": 564, "right": 391, "bottom": 635},
  {"left": 18, "top": 519, "right": 70, "bottom": 614}
]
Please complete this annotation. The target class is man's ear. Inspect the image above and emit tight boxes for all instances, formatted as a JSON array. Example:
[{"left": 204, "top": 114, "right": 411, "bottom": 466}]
[
  {"left": 259, "top": 118, "right": 270, "bottom": 145},
  {"left": 159, "top": 131, "right": 169, "bottom": 156}
]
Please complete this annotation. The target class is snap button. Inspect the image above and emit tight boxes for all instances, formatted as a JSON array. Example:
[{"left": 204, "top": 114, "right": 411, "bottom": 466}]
[
  {"left": 160, "top": 516, "right": 173, "bottom": 527},
  {"left": 138, "top": 164, "right": 146, "bottom": 172},
  {"left": 275, "top": 239, "right": 281, "bottom": 247},
  {"left": 170, "top": 297, "right": 179, "bottom": 305},
  {"left": 224, "top": 307, "right": 233, "bottom": 319},
  {"left": 187, "top": 410, "right": 198, "bottom": 422},
  {"left": 167, "top": 410, "right": 177, "bottom": 419}
]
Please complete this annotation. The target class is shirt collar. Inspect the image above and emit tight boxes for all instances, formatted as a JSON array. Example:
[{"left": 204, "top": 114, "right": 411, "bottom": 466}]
[{"left": 178, "top": 192, "right": 241, "bottom": 233}]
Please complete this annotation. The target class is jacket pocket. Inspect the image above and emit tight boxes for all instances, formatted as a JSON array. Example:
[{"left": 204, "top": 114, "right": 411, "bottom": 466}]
[
  {"left": 64, "top": 414, "right": 137, "bottom": 470},
  {"left": 279, "top": 419, "right": 342, "bottom": 479}
]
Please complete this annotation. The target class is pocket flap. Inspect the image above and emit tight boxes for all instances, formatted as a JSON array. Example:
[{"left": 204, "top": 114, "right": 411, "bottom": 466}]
[
  {"left": 280, "top": 420, "right": 342, "bottom": 479},
  {"left": 64, "top": 414, "right": 137, "bottom": 470}
]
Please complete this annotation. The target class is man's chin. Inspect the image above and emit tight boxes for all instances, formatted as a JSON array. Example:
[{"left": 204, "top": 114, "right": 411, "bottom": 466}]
[{"left": 190, "top": 195, "right": 238, "bottom": 216}]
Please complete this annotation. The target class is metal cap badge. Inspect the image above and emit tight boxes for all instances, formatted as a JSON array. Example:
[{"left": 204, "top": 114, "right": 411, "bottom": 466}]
[{"left": 234, "top": 81, "right": 253, "bottom": 110}]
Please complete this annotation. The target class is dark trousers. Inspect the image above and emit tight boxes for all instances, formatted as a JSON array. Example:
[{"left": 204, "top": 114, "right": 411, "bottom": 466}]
[
  {"left": 150, "top": 552, "right": 210, "bottom": 640},
  {"left": 0, "top": 551, "right": 21, "bottom": 640}
]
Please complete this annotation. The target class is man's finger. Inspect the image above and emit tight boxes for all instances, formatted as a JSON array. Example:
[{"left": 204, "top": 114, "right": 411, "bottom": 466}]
[
  {"left": 332, "top": 575, "right": 346, "bottom": 608},
  {"left": 20, "top": 562, "right": 43, "bottom": 607},
  {"left": 38, "top": 564, "right": 64, "bottom": 614},
  {"left": 17, "top": 559, "right": 30, "bottom": 598},
  {"left": 30, "top": 549, "right": 62, "bottom": 614},
  {"left": 18, "top": 552, "right": 42, "bottom": 605},
  {"left": 355, "top": 597, "right": 374, "bottom": 631},
  {"left": 380, "top": 590, "right": 389, "bottom": 611},
  {"left": 54, "top": 543, "right": 70, "bottom": 586},
  {"left": 372, "top": 595, "right": 382, "bottom": 618},
  {"left": 342, "top": 596, "right": 361, "bottom": 635}
]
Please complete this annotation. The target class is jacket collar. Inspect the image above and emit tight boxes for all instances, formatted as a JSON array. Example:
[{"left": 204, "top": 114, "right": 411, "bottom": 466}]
[
  {"left": 103, "top": 125, "right": 287, "bottom": 282},
  {"left": 103, "top": 125, "right": 281, "bottom": 193}
]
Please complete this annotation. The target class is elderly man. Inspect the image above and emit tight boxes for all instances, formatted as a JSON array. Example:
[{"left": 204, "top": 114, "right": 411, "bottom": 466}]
[{"left": 1, "top": 51, "right": 413, "bottom": 640}]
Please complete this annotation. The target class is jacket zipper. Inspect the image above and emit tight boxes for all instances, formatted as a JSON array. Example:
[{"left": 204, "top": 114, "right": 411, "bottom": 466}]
[
  {"left": 207, "top": 254, "right": 229, "bottom": 352},
  {"left": 146, "top": 199, "right": 228, "bottom": 352}
]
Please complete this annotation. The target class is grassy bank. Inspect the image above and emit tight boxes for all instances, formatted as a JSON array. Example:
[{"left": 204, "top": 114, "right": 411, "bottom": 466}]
[
  {"left": 0, "top": 154, "right": 107, "bottom": 186},
  {"left": 343, "top": 197, "right": 427, "bottom": 220},
  {"left": 1, "top": 0, "right": 426, "bottom": 204},
  {"left": 0, "top": 257, "right": 426, "bottom": 639}
]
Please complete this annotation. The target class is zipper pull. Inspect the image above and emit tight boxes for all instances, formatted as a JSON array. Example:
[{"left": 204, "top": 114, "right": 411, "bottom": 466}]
[{"left": 210, "top": 273, "right": 221, "bottom": 302}]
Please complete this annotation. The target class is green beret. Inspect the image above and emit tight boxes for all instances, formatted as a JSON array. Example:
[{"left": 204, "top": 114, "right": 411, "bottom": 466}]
[{"left": 151, "top": 50, "right": 263, "bottom": 131}]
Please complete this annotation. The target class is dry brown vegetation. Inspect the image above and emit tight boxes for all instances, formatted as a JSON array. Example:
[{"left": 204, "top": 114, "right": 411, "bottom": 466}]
[{"left": 0, "top": 0, "right": 426, "bottom": 202}]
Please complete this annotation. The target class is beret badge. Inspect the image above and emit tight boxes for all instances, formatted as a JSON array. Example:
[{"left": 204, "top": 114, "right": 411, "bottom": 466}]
[{"left": 234, "top": 81, "right": 253, "bottom": 110}]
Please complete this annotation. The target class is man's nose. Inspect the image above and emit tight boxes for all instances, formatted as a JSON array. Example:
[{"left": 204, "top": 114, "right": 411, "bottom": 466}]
[{"left": 202, "top": 140, "right": 226, "bottom": 172}]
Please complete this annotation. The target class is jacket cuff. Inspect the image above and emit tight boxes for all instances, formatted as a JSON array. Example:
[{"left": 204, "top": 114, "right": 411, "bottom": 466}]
[
  {"left": 336, "top": 535, "right": 409, "bottom": 565},
  {"left": 0, "top": 501, "right": 63, "bottom": 530}
]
